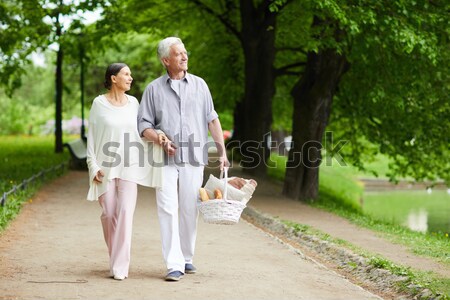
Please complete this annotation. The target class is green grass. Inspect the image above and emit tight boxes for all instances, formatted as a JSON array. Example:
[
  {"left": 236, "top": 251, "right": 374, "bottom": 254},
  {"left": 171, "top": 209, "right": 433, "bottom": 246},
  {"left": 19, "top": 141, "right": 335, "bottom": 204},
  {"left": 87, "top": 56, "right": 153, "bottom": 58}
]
[
  {"left": 0, "top": 135, "right": 70, "bottom": 230},
  {"left": 318, "top": 164, "right": 364, "bottom": 212}
]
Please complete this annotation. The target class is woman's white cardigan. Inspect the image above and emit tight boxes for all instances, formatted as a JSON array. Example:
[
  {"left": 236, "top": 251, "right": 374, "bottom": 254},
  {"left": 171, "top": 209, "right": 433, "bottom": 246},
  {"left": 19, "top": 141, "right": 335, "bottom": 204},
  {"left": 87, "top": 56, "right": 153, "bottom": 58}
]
[{"left": 86, "top": 95, "right": 163, "bottom": 201}]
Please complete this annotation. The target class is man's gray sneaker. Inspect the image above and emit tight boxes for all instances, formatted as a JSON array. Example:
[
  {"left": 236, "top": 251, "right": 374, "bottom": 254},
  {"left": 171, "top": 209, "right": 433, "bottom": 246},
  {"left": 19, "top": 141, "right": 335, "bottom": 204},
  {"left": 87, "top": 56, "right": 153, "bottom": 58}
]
[
  {"left": 165, "top": 271, "right": 184, "bottom": 281},
  {"left": 185, "top": 263, "right": 197, "bottom": 274}
]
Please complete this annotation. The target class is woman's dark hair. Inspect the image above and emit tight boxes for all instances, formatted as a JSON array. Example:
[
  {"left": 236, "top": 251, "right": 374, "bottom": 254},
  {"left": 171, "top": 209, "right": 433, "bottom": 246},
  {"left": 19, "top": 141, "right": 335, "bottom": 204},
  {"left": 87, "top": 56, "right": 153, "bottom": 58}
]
[{"left": 104, "top": 63, "right": 128, "bottom": 89}]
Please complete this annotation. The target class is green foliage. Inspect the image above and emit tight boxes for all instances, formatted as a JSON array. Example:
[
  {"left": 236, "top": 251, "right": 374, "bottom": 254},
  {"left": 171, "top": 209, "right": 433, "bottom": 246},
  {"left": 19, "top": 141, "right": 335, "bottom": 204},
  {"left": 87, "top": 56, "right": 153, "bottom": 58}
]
[
  {"left": 0, "top": 96, "right": 53, "bottom": 136},
  {"left": 271, "top": 1, "right": 311, "bottom": 131},
  {"left": 0, "top": 96, "right": 27, "bottom": 134},
  {"left": 270, "top": 0, "right": 449, "bottom": 187},
  {"left": 0, "top": 61, "right": 59, "bottom": 135},
  {"left": 217, "top": 110, "right": 233, "bottom": 131},
  {"left": 80, "top": 31, "right": 163, "bottom": 103},
  {"left": 321, "top": 0, "right": 450, "bottom": 185},
  {"left": 100, "top": 0, "right": 246, "bottom": 116},
  {"left": 0, "top": 0, "right": 110, "bottom": 94},
  {"left": 0, "top": 0, "right": 50, "bottom": 94}
]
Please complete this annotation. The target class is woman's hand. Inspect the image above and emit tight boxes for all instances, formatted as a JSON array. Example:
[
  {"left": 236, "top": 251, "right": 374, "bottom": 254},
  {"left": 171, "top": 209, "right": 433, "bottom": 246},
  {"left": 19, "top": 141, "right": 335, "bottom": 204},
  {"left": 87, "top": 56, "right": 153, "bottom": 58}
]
[
  {"left": 158, "top": 133, "right": 168, "bottom": 145},
  {"left": 93, "top": 170, "right": 105, "bottom": 183}
]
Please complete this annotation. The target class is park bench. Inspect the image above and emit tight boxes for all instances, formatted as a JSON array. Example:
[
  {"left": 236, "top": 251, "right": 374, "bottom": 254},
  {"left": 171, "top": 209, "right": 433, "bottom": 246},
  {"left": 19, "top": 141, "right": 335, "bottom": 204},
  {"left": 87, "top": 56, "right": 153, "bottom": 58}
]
[{"left": 64, "top": 139, "right": 87, "bottom": 170}]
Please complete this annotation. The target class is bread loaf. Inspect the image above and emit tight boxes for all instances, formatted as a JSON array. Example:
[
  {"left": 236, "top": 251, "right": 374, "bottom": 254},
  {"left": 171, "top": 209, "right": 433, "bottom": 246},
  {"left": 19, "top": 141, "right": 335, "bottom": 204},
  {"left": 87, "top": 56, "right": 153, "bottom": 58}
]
[
  {"left": 199, "top": 188, "right": 209, "bottom": 201},
  {"left": 214, "top": 189, "right": 223, "bottom": 199}
]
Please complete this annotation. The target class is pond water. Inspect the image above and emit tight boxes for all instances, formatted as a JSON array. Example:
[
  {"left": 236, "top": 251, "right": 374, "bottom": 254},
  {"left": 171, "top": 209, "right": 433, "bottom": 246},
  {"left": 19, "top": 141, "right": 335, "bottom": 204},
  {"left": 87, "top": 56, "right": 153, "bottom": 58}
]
[
  {"left": 406, "top": 208, "right": 432, "bottom": 232},
  {"left": 362, "top": 190, "right": 450, "bottom": 235}
]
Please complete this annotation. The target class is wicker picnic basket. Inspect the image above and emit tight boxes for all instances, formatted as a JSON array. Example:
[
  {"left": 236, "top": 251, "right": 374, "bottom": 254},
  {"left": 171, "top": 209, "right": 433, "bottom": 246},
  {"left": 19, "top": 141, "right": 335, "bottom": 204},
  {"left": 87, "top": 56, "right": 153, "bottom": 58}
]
[{"left": 197, "top": 168, "right": 246, "bottom": 225}]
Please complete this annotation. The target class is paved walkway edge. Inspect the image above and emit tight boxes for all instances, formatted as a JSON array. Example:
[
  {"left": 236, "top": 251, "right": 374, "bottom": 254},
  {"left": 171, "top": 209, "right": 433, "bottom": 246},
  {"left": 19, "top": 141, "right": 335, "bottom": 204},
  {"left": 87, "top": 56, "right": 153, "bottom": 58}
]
[{"left": 242, "top": 206, "right": 445, "bottom": 300}]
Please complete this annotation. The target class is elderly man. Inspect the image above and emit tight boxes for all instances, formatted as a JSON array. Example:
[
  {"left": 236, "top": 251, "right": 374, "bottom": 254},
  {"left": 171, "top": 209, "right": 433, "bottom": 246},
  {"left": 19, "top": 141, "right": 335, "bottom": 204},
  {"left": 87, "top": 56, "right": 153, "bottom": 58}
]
[{"left": 138, "top": 37, "right": 229, "bottom": 281}]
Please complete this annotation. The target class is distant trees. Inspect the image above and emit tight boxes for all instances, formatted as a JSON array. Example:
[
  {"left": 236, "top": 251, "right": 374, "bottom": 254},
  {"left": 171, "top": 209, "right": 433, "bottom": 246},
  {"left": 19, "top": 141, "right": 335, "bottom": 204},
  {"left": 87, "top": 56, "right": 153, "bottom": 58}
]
[{"left": 0, "top": 0, "right": 108, "bottom": 152}]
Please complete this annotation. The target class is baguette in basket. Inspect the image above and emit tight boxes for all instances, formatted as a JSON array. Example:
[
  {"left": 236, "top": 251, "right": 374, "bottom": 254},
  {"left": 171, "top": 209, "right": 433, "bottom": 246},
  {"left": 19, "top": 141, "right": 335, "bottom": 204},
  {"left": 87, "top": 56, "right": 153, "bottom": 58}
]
[
  {"left": 199, "top": 188, "right": 224, "bottom": 201},
  {"left": 214, "top": 189, "right": 223, "bottom": 199},
  {"left": 199, "top": 188, "right": 209, "bottom": 202}
]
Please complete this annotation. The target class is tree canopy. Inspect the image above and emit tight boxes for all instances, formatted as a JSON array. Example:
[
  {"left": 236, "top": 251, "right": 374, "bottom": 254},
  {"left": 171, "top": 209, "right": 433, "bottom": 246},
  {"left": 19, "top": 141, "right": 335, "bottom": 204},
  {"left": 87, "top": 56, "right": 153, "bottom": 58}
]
[{"left": 0, "top": 0, "right": 448, "bottom": 200}]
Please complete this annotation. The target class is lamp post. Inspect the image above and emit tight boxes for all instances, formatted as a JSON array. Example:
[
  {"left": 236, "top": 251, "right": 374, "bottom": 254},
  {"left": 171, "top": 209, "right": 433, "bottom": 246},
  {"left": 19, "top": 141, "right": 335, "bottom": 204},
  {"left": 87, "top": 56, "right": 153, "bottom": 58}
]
[{"left": 79, "top": 36, "right": 86, "bottom": 141}]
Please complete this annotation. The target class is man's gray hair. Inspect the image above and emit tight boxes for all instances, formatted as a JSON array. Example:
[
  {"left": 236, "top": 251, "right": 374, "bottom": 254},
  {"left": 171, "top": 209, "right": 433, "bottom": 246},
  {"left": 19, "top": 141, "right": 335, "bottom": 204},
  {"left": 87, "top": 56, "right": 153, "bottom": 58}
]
[{"left": 157, "top": 37, "right": 184, "bottom": 67}]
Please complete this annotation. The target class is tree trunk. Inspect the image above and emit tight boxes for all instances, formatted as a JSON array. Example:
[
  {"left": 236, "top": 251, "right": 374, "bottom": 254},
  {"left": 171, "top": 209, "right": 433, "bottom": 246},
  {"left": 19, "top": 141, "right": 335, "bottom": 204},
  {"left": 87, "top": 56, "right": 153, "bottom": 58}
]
[
  {"left": 54, "top": 18, "right": 63, "bottom": 153},
  {"left": 282, "top": 48, "right": 349, "bottom": 200},
  {"left": 232, "top": 0, "right": 276, "bottom": 176},
  {"left": 79, "top": 42, "right": 86, "bottom": 141}
]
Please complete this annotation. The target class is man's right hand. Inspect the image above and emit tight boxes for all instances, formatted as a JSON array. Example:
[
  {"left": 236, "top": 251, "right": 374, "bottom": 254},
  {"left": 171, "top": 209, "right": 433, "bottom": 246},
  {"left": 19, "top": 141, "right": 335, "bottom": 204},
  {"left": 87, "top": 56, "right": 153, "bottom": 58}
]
[{"left": 219, "top": 155, "right": 230, "bottom": 170}]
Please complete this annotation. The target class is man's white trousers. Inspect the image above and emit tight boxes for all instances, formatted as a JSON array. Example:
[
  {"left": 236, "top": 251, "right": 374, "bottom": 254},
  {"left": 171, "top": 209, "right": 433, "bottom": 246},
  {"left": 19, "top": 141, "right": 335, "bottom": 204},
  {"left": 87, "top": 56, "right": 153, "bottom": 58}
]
[{"left": 156, "top": 163, "right": 204, "bottom": 273}]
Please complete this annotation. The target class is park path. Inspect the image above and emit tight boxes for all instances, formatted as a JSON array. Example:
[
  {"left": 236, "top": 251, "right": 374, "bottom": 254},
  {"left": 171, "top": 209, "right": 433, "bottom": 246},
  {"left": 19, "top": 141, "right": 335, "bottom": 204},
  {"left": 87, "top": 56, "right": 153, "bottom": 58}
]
[{"left": 0, "top": 171, "right": 381, "bottom": 300}]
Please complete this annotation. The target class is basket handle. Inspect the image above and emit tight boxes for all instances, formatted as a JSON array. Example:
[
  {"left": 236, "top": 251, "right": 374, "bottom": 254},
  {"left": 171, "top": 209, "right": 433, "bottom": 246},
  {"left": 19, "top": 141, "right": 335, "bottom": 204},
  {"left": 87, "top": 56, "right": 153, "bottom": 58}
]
[{"left": 219, "top": 167, "right": 229, "bottom": 200}]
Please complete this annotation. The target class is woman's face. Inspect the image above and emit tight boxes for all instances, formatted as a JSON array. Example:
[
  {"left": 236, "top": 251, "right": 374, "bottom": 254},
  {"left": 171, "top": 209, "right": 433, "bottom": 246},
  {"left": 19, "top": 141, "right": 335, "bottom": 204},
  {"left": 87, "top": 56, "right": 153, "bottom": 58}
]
[{"left": 112, "top": 66, "right": 133, "bottom": 91}]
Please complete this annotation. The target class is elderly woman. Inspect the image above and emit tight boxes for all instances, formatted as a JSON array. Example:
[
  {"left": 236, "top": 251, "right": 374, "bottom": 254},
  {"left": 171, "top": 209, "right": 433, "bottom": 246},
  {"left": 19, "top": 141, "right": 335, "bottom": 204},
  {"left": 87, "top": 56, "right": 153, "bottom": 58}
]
[{"left": 86, "top": 63, "right": 163, "bottom": 280}]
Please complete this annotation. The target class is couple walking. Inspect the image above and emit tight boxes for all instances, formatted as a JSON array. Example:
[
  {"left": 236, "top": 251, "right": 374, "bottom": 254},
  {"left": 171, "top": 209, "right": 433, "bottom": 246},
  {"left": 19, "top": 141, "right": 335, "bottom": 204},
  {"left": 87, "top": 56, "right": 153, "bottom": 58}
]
[{"left": 86, "top": 37, "right": 229, "bottom": 282}]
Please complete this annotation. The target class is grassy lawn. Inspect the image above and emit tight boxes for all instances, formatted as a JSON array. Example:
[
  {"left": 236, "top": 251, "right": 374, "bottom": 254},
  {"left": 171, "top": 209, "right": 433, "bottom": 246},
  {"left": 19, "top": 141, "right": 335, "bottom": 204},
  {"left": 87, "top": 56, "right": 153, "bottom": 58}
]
[{"left": 0, "top": 135, "right": 70, "bottom": 230}]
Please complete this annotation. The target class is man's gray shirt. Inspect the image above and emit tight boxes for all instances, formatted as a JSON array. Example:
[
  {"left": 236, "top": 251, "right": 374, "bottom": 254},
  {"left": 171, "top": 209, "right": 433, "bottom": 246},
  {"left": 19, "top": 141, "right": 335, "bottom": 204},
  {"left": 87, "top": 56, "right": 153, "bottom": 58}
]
[{"left": 138, "top": 73, "right": 219, "bottom": 165}]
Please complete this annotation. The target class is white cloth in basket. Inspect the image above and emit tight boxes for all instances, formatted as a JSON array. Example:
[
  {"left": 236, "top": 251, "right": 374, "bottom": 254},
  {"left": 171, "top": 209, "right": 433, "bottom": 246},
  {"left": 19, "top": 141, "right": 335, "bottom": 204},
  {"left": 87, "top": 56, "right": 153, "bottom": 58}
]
[{"left": 237, "top": 179, "right": 256, "bottom": 205}]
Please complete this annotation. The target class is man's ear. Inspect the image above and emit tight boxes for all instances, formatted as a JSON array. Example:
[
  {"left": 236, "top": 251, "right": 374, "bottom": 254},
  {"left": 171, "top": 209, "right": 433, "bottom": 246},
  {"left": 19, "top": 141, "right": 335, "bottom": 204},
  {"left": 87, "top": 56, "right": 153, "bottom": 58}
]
[{"left": 162, "top": 57, "right": 170, "bottom": 67}]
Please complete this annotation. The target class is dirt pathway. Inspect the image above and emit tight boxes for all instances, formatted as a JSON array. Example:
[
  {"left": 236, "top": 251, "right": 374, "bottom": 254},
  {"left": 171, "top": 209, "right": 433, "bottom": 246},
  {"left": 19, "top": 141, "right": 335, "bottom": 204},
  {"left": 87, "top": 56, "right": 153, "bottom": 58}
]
[{"left": 0, "top": 171, "right": 381, "bottom": 300}]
